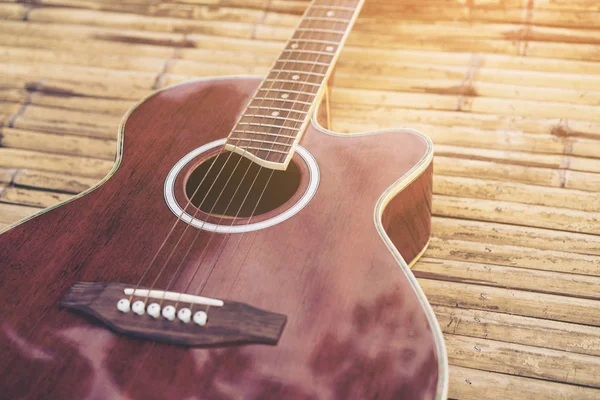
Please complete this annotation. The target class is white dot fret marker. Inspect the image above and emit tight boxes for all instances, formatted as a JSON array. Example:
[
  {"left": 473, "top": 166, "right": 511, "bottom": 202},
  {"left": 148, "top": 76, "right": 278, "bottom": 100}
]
[
  {"left": 281, "top": 93, "right": 289, "bottom": 99},
  {"left": 292, "top": 75, "right": 300, "bottom": 80},
  {"left": 326, "top": 46, "right": 335, "bottom": 52},
  {"left": 272, "top": 111, "right": 280, "bottom": 117},
  {"left": 291, "top": 43, "right": 298, "bottom": 49},
  {"left": 327, "top": 11, "right": 335, "bottom": 17}
]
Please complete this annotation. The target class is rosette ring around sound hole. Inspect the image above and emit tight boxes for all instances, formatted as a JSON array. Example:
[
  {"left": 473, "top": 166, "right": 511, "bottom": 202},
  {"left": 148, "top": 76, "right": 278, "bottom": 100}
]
[{"left": 164, "top": 139, "right": 320, "bottom": 233}]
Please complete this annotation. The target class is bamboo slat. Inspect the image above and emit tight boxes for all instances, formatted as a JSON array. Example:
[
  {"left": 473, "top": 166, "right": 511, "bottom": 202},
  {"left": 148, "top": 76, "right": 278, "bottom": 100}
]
[
  {"left": 1, "top": 0, "right": 600, "bottom": 398},
  {"left": 419, "top": 279, "right": 600, "bottom": 326},
  {"left": 0, "top": 202, "right": 44, "bottom": 224},
  {"left": 0, "top": 187, "right": 72, "bottom": 209},
  {"left": 331, "top": 104, "right": 600, "bottom": 139},
  {"left": 435, "top": 306, "right": 600, "bottom": 357},
  {"left": 13, "top": 169, "right": 98, "bottom": 194},
  {"left": 0, "top": 148, "right": 113, "bottom": 178},
  {"left": 433, "top": 176, "right": 600, "bottom": 212},
  {"left": 0, "top": 168, "right": 16, "bottom": 184},
  {"left": 415, "top": 257, "right": 600, "bottom": 298},
  {"left": 433, "top": 196, "right": 600, "bottom": 234},
  {"left": 448, "top": 366, "right": 600, "bottom": 400},
  {"left": 1, "top": 127, "right": 117, "bottom": 159},
  {"left": 425, "top": 238, "right": 600, "bottom": 276},
  {"left": 445, "top": 335, "right": 600, "bottom": 388},
  {"left": 431, "top": 217, "right": 600, "bottom": 256}
]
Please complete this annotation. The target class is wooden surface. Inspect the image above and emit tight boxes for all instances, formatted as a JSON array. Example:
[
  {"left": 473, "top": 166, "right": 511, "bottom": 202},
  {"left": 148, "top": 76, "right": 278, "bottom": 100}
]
[{"left": 1, "top": 0, "right": 599, "bottom": 398}]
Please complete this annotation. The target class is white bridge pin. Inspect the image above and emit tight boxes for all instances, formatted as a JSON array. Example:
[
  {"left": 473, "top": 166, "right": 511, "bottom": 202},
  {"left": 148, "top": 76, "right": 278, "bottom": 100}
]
[
  {"left": 162, "top": 305, "right": 176, "bottom": 321},
  {"left": 193, "top": 311, "right": 208, "bottom": 326},
  {"left": 132, "top": 301, "right": 145, "bottom": 315},
  {"left": 177, "top": 308, "right": 191, "bottom": 323},
  {"left": 117, "top": 299, "right": 130, "bottom": 313},
  {"left": 147, "top": 303, "right": 161, "bottom": 319}
]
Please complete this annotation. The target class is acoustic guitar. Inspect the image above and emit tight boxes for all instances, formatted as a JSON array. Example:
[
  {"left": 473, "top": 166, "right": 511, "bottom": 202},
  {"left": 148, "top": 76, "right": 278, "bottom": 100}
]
[{"left": 0, "top": 0, "right": 448, "bottom": 398}]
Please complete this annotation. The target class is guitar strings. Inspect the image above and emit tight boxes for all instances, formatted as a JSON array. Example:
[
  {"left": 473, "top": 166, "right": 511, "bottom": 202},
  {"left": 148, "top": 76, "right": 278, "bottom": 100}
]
[
  {"left": 221, "top": 45, "right": 342, "bottom": 300},
  {"left": 120, "top": 25, "right": 313, "bottom": 392},
  {"left": 143, "top": 142, "right": 260, "bottom": 304},
  {"left": 127, "top": 0, "right": 355, "bottom": 321},
  {"left": 123, "top": 0, "right": 355, "bottom": 392},
  {"left": 126, "top": 148, "right": 227, "bottom": 303},
  {"left": 177, "top": 0, "right": 356, "bottom": 307},
  {"left": 143, "top": 1, "right": 329, "bottom": 307},
  {"left": 128, "top": 133, "right": 256, "bottom": 303},
  {"left": 173, "top": 5, "right": 333, "bottom": 310},
  {"left": 189, "top": 1, "right": 352, "bottom": 307},
  {"left": 138, "top": 96, "right": 293, "bottom": 305},
  {"left": 127, "top": 2, "right": 319, "bottom": 303}
]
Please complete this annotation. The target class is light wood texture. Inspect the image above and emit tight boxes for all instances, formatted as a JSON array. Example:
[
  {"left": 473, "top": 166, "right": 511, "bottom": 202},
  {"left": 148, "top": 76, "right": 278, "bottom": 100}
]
[{"left": 1, "top": 0, "right": 600, "bottom": 398}]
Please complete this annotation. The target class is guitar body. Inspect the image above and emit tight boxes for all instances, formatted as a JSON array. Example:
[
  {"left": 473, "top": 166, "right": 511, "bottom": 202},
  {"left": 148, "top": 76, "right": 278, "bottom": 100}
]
[{"left": 0, "top": 76, "right": 447, "bottom": 399}]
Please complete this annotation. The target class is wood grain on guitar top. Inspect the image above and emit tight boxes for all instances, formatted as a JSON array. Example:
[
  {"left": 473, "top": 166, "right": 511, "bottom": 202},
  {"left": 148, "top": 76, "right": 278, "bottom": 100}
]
[{"left": 0, "top": 77, "right": 441, "bottom": 399}]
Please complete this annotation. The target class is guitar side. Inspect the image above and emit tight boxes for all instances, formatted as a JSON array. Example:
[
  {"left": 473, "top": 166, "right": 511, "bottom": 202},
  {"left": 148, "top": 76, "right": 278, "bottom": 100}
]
[{"left": 0, "top": 76, "right": 448, "bottom": 399}]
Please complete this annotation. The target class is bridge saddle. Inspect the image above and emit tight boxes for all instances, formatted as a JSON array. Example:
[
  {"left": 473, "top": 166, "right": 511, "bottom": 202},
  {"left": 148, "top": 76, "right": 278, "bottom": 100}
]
[{"left": 61, "top": 282, "right": 287, "bottom": 347}]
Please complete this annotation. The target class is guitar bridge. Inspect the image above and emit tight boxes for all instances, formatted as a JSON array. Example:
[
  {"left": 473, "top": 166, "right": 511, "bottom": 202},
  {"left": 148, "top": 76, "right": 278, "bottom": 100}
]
[{"left": 61, "top": 282, "right": 287, "bottom": 347}]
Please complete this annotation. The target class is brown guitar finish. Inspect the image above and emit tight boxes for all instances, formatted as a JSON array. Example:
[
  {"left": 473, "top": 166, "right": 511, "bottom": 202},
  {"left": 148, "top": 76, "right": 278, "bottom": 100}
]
[{"left": 0, "top": 77, "right": 443, "bottom": 399}]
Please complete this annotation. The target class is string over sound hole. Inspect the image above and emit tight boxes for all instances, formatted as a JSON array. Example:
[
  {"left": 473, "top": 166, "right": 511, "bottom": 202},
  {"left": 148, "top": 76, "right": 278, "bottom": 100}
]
[
  {"left": 185, "top": 151, "right": 302, "bottom": 218},
  {"left": 164, "top": 139, "right": 319, "bottom": 233}
]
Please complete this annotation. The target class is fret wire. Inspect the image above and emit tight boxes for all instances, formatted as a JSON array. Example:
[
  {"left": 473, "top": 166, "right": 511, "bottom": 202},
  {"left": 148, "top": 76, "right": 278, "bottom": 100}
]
[
  {"left": 232, "top": 145, "right": 289, "bottom": 155},
  {"left": 270, "top": 1, "right": 360, "bottom": 162},
  {"left": 303, "top": 17, "right": 351, "bottom": 24},
  {"left": 237, "top": 122, "right": 301, "bottom": 131},
  {"left": 230, "top": 0, "right": 362, "bottom": 162},
  {"left": 292, "top": 32, "right": 345, "bottom": 42},
  {"left": 269, "top": 69, "right": 326, "bottom": 77},
  {"left": 265, "top": 77, "right": 324, "bottom": 88},
  {"left": 242, "top": 115, "right": 305, "bottom": 124},
  {"left": 281, "top": 49, "right": 335, "bottom": 57},
  {"left": 306, "top": 9, "right": 355, "bottom": 19},
  {"left": 298, "top": 22, "right": 349, "bottom": 33},
  {"left": 257, "top": 87, "right": 318, "bottom": 97},
  {"left": 231, "top": 130, "right": 296, "bottom": 139},
  {"left": 275, "top": 59, "right": 331, "bottom": 67},
  {"left": 289, "top": 38, "right": 341, "bottom": 46},
  {"left": 247, "top": 105, "right": 309, "bottom": 114},
  {"left": 310, "top": 4, "right": 356, "bottom": 11},
  {"left": 251, "top": 97, "right": 313, "bottom": 106},
  {"left": 228, "top": 138, "right": 293, "bottom": 147},
  {"left": 263, "top": 79, "right": 322, "bottom": 87},
  {"left": 296, "top": 28, "right": 346, "bottom": 35}
]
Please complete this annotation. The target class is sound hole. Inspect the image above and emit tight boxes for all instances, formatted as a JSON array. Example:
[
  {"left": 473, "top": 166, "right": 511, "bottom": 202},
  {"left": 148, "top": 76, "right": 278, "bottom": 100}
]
[{"left": 185, "top": 151, "right": 302, "bottom": 218}]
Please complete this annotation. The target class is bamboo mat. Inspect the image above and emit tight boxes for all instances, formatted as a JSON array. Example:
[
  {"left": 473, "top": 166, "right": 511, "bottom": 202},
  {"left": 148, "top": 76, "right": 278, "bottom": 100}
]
[{"left": 1, "top": 0, "right": 600, "bottom": 398}]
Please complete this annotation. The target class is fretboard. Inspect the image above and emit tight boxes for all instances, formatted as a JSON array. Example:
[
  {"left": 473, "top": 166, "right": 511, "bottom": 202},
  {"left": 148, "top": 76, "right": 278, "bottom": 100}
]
[{"left": 225, "top": 0, "right": 365, "bottom": 170}]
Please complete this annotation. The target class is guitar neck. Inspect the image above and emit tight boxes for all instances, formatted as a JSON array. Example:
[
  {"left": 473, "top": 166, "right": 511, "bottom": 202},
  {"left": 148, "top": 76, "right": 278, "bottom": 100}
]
[{"left": 225, "top": 0, "right": 365, "bottom": 170}]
